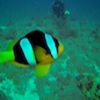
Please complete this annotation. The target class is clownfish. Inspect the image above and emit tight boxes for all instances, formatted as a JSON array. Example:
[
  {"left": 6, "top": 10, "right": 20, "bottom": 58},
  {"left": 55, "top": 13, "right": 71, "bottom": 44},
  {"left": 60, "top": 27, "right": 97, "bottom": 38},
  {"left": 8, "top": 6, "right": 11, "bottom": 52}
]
[{"left": 0, "top": 30, "right": 64, "bottom": 77}]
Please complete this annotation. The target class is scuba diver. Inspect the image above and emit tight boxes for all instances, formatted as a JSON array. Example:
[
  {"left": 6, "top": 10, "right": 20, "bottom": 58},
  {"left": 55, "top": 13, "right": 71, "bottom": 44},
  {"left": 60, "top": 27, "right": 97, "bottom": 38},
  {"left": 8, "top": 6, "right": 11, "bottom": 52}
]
[{"left": 51, "top": 0, "right": 70, "bottom": 20}]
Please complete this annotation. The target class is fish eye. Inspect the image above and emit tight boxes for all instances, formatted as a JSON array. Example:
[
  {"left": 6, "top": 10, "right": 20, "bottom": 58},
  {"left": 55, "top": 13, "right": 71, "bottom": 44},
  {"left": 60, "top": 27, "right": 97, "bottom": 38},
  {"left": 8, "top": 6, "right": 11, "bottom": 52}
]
[{"left": 45, "top": 51, "right": 49, "bottom": 55}]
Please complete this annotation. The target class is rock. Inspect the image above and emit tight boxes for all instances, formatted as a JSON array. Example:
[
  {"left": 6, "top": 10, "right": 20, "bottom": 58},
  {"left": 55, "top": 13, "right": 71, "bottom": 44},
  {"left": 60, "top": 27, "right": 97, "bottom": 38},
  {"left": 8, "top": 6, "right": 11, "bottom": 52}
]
[{"left": 76, "top": 75, "right": 100, "bottom": 100}]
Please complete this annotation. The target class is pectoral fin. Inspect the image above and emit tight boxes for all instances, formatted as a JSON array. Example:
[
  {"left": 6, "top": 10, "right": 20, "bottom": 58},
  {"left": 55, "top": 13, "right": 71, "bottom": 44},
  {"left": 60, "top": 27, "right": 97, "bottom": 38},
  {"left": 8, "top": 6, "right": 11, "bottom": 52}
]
[{"left": 34, "top": 64, "right": 51, "bottom": 77}]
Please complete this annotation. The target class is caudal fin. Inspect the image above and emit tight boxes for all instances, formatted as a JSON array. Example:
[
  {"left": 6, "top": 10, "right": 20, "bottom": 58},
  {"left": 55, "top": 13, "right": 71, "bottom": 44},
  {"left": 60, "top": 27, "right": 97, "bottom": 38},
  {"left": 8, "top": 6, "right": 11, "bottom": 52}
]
[{"left": 0, "top": 50, "right": 14, "bottom": 63}]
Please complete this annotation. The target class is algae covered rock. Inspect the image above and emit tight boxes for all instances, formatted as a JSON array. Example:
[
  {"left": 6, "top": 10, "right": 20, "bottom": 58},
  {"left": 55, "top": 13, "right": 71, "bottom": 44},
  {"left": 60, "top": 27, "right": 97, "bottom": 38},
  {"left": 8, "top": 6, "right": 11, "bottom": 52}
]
[{"left": 76, "top": 74, "right": 100, "bottom": 100}]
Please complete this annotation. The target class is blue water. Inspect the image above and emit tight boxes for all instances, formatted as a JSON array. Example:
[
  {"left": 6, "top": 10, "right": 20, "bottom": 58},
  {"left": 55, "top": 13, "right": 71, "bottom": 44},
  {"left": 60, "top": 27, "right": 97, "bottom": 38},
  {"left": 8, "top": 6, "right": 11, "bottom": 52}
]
[
  {"left": 66, "top": 0, "right": 100, "bottom": 21},
  {"left": 0, "top": 0, "right": 100, "bottom": 100},
  {"left": 0, "top": 0, "right": 100, "bottom": 24}
]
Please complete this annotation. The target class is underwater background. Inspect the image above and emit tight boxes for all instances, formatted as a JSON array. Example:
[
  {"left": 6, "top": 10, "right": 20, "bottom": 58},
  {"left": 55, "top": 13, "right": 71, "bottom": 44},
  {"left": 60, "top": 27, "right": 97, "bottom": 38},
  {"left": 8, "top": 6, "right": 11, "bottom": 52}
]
[{"left": 0, "top": 0, "right": 100, "bottom": 100}]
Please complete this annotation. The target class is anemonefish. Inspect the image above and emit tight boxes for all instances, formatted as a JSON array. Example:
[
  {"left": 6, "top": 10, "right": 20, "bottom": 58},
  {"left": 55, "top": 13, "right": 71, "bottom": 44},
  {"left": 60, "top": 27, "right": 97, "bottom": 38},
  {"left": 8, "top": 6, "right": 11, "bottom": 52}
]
[{"left": 0, "top": 30, "right": 64, "bottom": 77}]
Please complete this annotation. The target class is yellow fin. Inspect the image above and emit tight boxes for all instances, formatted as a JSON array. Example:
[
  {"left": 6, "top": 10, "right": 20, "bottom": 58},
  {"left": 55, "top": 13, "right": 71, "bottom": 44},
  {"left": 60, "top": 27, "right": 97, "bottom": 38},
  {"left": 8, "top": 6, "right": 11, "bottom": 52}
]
[
  {"left": 34, "top": 64, "right": 51, "bottom": 77},
  {"left": 0, "top": 50, "right": 14, "bottom": 63}
]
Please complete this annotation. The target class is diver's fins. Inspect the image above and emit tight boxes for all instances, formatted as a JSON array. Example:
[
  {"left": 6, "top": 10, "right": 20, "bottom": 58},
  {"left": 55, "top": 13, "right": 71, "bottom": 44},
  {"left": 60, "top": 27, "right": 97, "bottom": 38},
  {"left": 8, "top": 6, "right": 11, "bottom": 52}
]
[
  {"left": 34, "top": 64, "right": 51, "bottom": 77},
  {"left": 0, "top": 50, "right": 14, "bottom": 63}
]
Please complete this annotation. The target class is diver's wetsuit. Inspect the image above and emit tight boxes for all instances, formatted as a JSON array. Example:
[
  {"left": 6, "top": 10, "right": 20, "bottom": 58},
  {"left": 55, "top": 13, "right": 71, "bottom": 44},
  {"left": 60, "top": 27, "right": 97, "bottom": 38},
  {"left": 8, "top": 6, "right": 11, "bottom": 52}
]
[{"left": 52, "top": 0, "right": 66, "bottom": 19}]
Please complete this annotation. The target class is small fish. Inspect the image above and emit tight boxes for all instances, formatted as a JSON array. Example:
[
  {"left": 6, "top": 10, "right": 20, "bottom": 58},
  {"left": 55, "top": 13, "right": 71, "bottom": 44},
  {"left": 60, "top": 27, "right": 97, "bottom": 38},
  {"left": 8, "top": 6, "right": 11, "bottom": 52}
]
[{"left": 0, "top": 30, "right": 64, "bottom": 77}]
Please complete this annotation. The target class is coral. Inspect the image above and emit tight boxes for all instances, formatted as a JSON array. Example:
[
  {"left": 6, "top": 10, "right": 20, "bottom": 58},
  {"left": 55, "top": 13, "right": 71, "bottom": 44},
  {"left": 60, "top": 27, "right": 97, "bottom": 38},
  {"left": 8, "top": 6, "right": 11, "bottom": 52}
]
[{"left": 76, "top": 75, "right": 100, "bottom": 100}]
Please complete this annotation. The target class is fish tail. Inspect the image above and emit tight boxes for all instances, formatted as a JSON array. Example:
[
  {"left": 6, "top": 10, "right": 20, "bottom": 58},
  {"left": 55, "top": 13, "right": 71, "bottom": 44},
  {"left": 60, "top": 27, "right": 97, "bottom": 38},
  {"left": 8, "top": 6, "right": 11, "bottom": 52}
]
[{"left": 0, "top": 50, "right": 14, "bottom": 63}]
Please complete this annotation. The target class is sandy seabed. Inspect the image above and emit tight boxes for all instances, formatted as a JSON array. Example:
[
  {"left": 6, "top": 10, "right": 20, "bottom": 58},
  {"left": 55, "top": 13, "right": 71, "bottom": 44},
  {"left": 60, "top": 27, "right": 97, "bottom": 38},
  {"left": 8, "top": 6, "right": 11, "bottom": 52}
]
[{"left": 0, "top": 16, "right": 100, "bottom": 100}]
